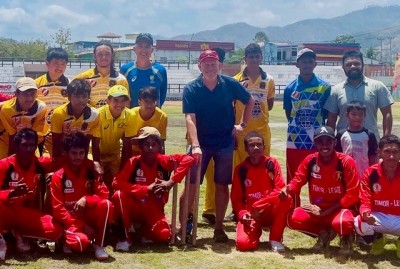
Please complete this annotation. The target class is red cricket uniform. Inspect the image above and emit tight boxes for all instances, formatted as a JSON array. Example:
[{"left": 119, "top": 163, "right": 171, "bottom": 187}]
[
  {"left": 231, "top": 156, "right": 292, "bottom": 251},
  {"left": 287, "top": 152, "right": 359, "bottom": 236},
  {"left": 360, "top": 162, "right": 400, "bottom": 216},
  {"left": 0, "top": 155, "right": 62, "bottom": 241},
  {"left": 112, "top": 153, "right": 194, "bottom": 242},
  {"left": 50, "top": 159, "right": 113, "bottom": 252}
]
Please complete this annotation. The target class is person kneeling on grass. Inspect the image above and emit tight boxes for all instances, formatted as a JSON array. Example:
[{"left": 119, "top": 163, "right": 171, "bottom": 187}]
[
  {"left": 280, "top": 126, "right": 359, "bottom": 255},
  {"left": 112, "top": 127, "right": 194, "bottom": 251},
  {"left": 50, "top": 132, "right": 114, "bottom": 260},
  {"left": 231, "top": 132, "right": 292, "bottom": 252},
  {"left": 354, "top": 135, "right": 400, "bottom": 257}
]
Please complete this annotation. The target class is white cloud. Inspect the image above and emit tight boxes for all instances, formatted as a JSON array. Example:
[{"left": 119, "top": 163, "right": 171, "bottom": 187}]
[
  {"left": 0, "top": 0, "right": 399, "bottom": 40},
  {"left": 0, "top": 7, "right": 26, "bottom": 22}
]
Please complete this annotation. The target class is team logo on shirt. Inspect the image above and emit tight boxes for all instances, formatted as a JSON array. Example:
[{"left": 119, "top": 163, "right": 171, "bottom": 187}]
[
  {"left": 311, "top": 164, "right": 321, "bottom": 179},
  {"left": 372, "top": 183, "right": 382, "bottom": 193},
  {"left": 291, "top": 91, "right": 300, "bottom": 100},
  {"left": 137, "top": 169, "right": 144, "bottom": 177},
  {"left": 64, "top": 179, "right": 74, "bottom": 193},
  {"left": 336, "top": 171, "right": 343, "bottom": 182},
  {"left": 42, "top": 88, "right": 49, "bottom": 96},
  {"left": 60, "top": 89, "right": 68, "bottom": 97},
  {"left": 9, "top": 172, "right": 20, "bottom": 187},
  {"left": 244, "top": 178, "right": 252, "bottom": 187}
]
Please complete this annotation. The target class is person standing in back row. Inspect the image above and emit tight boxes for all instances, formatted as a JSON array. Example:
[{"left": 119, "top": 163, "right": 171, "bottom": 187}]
[
  {"left": 324, "top": 50, "right": 394, "bottom": 142},
  {"left": 283, "top": 48, "right": 331, "bottom": 206},
  {"left": 120, "top": 33, "right": 168, "bottom": 108}
]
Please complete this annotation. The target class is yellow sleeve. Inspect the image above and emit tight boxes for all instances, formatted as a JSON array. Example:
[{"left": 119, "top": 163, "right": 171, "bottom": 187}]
[
  {"left": 89, "top": 113, "right": 101, "bottom": 137},
  {"left": 118, "top": 77, "right": 130, "bottom": 93},
  {"left": 267, "top": 78, "right": 276, "bottom": 99},
  {"left": 0, "top": 105, "right": 16, "bottom": 136},
  {"left": 159, "top": 113, "right": 168, "bottom": 140},
  {"left": 124, "top": 110, "right": 137, "bottom": 137},
  {"left": 31, "top": 102, "right": 47, "bottom": 133},
  {"left": 51, "top": 108, "right": 64, "bottom": 134}
]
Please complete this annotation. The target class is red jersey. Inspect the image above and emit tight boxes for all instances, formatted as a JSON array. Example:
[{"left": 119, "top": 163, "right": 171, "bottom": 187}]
[
  {"left": 288, "top": 152, "right": 359, "bottom": 210},
  {"left": 50, "top": 159, "right": 109, "bottom": 228},
  {"left": 113, "top": 153, "right": 194, "bottom": 201},
  {"left": 0, "top": 155, "right": 53, "bottom": 206},
  {"left": 231, "top": 156, "right": 286, "bottom": 219},
  {"left": 360, "top": 163, "right": 400, "bottom": 216}
]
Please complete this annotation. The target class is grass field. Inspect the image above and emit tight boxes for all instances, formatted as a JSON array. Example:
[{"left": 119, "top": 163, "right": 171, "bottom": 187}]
[{"left": 2, "top": 101, "right": 400, "bottom": 269}]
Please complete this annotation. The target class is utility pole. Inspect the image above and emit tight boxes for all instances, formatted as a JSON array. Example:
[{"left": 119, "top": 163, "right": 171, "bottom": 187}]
[
  {"left": 377, "top": 37, "right": 385, "bottom": 75},
  {"left": 388, "top": 36, "right": 394, "bottom": 75}
]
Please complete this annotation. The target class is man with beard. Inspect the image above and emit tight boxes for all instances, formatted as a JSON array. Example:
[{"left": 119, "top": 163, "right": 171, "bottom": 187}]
[{"left": 324, "top": 51, "right": 394, "bottom": 142}]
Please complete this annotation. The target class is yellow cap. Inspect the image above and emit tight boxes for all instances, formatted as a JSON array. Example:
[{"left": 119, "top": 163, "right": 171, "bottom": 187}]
[{"left": 107, "top": 85, "right": 130, "bottom": 100}]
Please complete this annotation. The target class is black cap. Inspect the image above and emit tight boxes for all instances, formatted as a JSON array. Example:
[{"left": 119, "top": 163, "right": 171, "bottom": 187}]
[
  {"left": 136, "top": 33, "right": 153, "bottom": 45},
  {"left": 313, "top": 126, "right": 335, "bottom": 140}
]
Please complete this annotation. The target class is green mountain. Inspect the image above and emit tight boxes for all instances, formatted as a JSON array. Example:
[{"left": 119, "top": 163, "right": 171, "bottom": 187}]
[{"left": 172, "top": 5, "right": 400, "bottom": 50}]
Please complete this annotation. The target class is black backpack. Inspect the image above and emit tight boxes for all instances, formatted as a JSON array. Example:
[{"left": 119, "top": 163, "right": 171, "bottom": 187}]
[{"left": 237, "top": 159, "right": 275, "bottom": 203}]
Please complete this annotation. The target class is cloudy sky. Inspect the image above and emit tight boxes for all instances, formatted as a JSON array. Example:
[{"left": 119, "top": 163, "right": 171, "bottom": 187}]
[{"left": 0, "top": 0, "right": 399, "bottom": 42}]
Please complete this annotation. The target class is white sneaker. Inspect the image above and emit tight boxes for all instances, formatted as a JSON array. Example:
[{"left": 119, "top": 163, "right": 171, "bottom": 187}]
[
  {"left": 270, "top": 240, "right": 285, "bottom": 252},
  {"left": 0, "top": 236, "right": 7, "bottom": 261},
  {"left": 115, "top": 240, "right": 131, "bottom": 252},
  {"left": 63, "top": 243, "right": 72, "bottom": 254},
  {"left": 16, "top": 236, "right": 30, "bottom": 253},
  {"left": 94, "top": 245, "right": 109, "bottom": 260}
]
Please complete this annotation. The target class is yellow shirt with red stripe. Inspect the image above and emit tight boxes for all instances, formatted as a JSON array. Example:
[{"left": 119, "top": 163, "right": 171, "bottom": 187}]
[
  {"left": 233, "top": 68, "right": 275, "bottom": 134},
  {"left": 74, "top": 68, "right": 129, "bottom": 108},
  {"left": 130, "top": 107, "right": 167, "bottom": 155},
  {"left": 95, "top": 105, "right": 136, "bottom": 155},
  {"left": 35, "top": 73, "right": 69, "bottom": 135},
  {"left": 50, "top": 102, "right": 100, "bottom": 137},
  {"left": 0, "top": 97, "right": 47, "bottom": 137}
]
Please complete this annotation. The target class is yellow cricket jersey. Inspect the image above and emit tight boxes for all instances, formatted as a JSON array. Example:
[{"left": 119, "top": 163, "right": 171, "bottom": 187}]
[
  {"left": 131, "top": 107, "right": 167, "bottom": 155},
  {"left": 233, "top": 68, "right": 275, "bottom": 134},
  {"left": 35, "top": 73, "right": 69, "bottom": 134},
  {"left": 0, "top": 121, "right": 8, "bottom": 158},
  {"left": 50, "top": 102, "right": 100, "bottom": 137},
  {"left": 0, "top": 98, "right": 47, "bottom": 136},
  {"left": 74, "top": 68, "right": 129, "bottom": 109},
  {"left": 95, "top": 105, "right": 136, "bottom": 155}
]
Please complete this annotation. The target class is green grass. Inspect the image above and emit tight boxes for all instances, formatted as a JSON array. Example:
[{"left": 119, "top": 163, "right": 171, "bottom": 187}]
[{"left": 3, "top": 101, "right": 400, "bottom": 268}]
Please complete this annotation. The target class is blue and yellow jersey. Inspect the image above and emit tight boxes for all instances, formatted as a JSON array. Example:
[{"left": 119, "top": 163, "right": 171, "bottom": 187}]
[{"left": 283, "top": 74, "right": 331, "bottom": 150}]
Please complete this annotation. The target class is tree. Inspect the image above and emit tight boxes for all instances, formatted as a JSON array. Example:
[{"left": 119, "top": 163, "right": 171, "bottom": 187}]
[
  {"left": 51, "top": 28, "right": 71, "bottom": 49},
  {"left": 365, "top": 46, "right": 378, "bottom": 60},
  {"left": 254, "top": 31, "right": 269, "bottom": 43},
  {"left": 333, "top": 34, "right": 357, "bottom": 44},
  {"left": 226, "top": 48, "right": 245, "bottom": 64}
]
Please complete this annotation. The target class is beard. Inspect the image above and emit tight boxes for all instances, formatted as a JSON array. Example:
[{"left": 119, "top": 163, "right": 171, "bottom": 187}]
[{"left": 345, "top": 69, "right": 363, "bottom": 80}]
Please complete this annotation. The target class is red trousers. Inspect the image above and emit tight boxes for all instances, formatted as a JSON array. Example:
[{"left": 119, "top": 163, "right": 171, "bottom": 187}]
[
  {"left": 112, "top": 191, "right": 171, "bottom": 243},
  {"left": 236, "top": 197, "right": 292, "bottom": 251},
  {"left": 287, "top": 207, "right": 356, "bottom": 237},
  {"left": 65, "top": 199, "right": 113, "bottom": 252},
  {"left": 286, "top": 148, "right": 317, "bottom": 207},
  {"left": 0, "top": 202, "right": 62, "bottom": 241}
]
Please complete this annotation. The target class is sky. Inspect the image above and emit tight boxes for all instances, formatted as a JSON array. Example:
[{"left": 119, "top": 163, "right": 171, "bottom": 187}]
[{"left": 0, "top": 0, "right": 399, "bottom": 43}]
